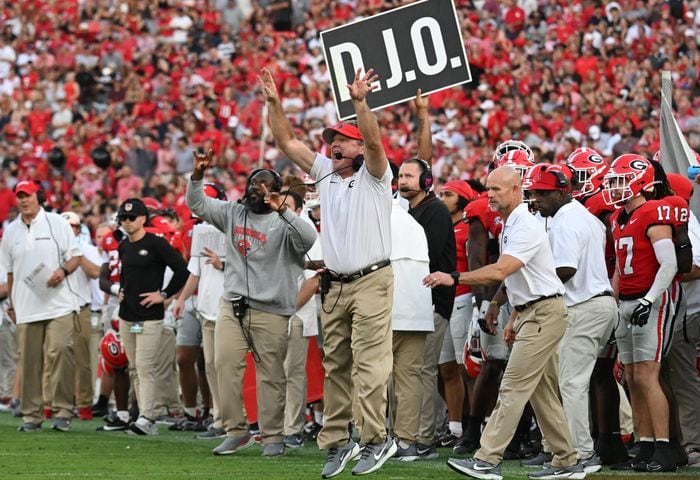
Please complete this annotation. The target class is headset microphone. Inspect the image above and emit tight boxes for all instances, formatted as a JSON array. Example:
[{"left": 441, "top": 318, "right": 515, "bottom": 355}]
[
  {"left": 399, "top": 187, "right": 424, "bottom": 193},
  {"left": 334, "top": 151, "right": 343, "bottom": 160}
]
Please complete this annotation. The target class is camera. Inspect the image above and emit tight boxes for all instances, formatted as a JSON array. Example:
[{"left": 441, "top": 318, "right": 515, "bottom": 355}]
[{"left": 231, "top": 295, "right": 249, "bottom": 319}]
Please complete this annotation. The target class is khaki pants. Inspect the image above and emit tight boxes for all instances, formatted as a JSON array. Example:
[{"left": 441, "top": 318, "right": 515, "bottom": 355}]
[
  {"left": 19, "top": 312, "right": 75, "bottom": 423},
  {"left": 318, "top": 267, "right": 393, "bottom": 449},
  {"left": 73, "top": 305, "right": 94, "bottom": 409},
  {"left": 417, "top": 313, "right": 448, "bottom": 445},
  {"left": 284, "top": 315, "right": 309, "bottom": 436},
  {"left": 476, "top": 297, "right": 577, "bottom": 467},
  {"left": 201, "top": 317, "right": 222, "bottom": 429},
  {"left": 391, "top": 330, "right": 427, "bottom": 443},
  {"left": 559, "top": 296, "right": 616, "bottom": 458},
  {"left": 0, "top": 320, "right": 18, "bottom": 399},
  {"left": 215, "top": 300, "right": 289, "bottom": 444},
  {"left": 119, "top": 319, "right": 164, "bottom": 420},
  {"left": 154, "top": 326, "right": 179, "bottom": 414},
  {"left": 664, "top": 311, "right": 700, "bottom": 450}
]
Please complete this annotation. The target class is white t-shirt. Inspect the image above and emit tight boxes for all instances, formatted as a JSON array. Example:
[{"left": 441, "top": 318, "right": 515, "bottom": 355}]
[
  {"left": 188, "top": 223, "right": 226, "bottom": 321},
  {"left": 67, "top": 238, "right": 102, "bottom": 307},
  {"left": 0, "top": 209, "right": 81, "bottom": 323},
  {"left": 310, "top": 153, "right": 392, "bottom": 274},
  {"left": 500, "top": 203, "right": 565, "bottom": 307},
  {"left": 684, "top": 212, "right": 700, "bottom": 316},
  {"left": 390, "top": 199, "right": 434, "bottom": 331},
  {"left": 546, "top": 200, "right": 612, "bottom": 307}
]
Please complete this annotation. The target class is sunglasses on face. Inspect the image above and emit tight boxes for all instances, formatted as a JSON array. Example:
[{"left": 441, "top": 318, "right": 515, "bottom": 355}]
[{"left": 120, "top": 215, "right": 137, "bottom": 222}]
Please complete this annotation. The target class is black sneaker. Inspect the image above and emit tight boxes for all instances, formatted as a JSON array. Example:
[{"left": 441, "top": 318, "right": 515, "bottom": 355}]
[
  {"left": 437, "top": 431, "right": 462, "bottom": 449},
  {"left": 98, "top": 412, "right": 129, "bottom": 431},
  {"left": 169, "top": 413, "right": 199, "bottom": 431},
  {"left": 453, "top": 437, "right": 479, "bottom": 455},
  {"left": 416, "top": 443, "right": 439, "bottom": 460},
  {"left": 91, "top": 403, "right": 109, "bottom": 418}
]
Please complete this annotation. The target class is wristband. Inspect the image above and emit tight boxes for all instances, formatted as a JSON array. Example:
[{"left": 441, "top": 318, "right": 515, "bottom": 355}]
[
  {"left": 61, "top": 267, "right": 70, "bottom": 277},
  {"left": 110, "top": 284, "right": 120, "bottom": 296}
]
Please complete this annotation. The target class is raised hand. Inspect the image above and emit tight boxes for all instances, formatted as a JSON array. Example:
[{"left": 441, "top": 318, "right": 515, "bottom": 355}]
[
  {"left": 347, "top": 67, "right": 379, "bottom": 102},
  {"left": 258, "top": 68, "right": 280, "bottom": 103},
  {"left": 191, "top": 148, "right": 214, "bottom": 181},
  {"left": 260, "top": 183, "right": 286, "bottom": 213},
  {"left": 413, "top": 88, "right": 428, "bottom": 111}
]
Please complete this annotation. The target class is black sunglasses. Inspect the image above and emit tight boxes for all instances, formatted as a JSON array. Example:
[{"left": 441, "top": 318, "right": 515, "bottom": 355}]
[{"left": 120, "top": 215, "right": 138, "bottom": 222}]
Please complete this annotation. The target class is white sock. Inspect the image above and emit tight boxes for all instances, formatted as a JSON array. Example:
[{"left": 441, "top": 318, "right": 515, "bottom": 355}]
[
  {"left": 314, "top": 411, "right": 323, "bottom": 426},
  {"left": 117, "top": 410, "right": 129, "bottom": 423},
  {"left": 184, "top": 407, "right": 197, "bottom": 418},
  {"left": 449, "top": 421, "right": 463, "bottom": 437}
]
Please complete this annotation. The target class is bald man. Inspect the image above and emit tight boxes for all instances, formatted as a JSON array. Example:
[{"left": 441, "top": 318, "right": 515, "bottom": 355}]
[{"left": 427, "top": 167, "right": 583, "bottom": 480}]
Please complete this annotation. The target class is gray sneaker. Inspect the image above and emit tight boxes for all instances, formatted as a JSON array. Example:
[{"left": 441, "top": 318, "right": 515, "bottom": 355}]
[
  {"left": 321, "top": 440, "right": 361, "bottom": 479},
  {"left": 352, "top": 438, "right": 398, "bottom": 475},
  {"left": 196, "top": 426, "right": 226, "bottom": 440},
  {"left": 393, "top": 442, "right": 419, "bottom": 462},
  {"left": 18, "top": 422, "right": 41, "bottom": 432},
  {"left": 579, "top": 453, "right": 602, "bottom": 473},
  {"left": 213, "top": 435, "right": 255, "bottom": 455},
  {"left": 527, "top": 463, "right": 586, "bottom": 479},
  {"left": 129, "top": 416, "right": 158, "bottom": 436},
  {"left": 446, "top": 457, "right": 503, "bottom": 480},
  {"left": 521, "top": 451, "right": 553, "bottom": 467},
  {"left": 52, "top": 417, "right": 71, "bottom": 432},
  {"left": 416, "top": 443, "right": 439, "bottom": 460},
  {"left": 284, "top": 434, "right": 305, "bottom": 448},
  {"left": 262, "top": 442, "right": 285, "bottom": 457}
]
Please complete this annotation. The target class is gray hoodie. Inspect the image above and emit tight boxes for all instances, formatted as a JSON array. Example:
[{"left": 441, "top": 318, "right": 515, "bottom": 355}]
[{"left": 186, "top": 179, "right": 317, "bottom": 315}]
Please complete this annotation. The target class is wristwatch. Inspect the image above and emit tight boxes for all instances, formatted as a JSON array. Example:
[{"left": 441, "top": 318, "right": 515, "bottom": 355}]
[
  {"left": 159, "top": 291, "right": 168, "bottom": 300},
  {"left": 450, "top": 271, "right": 460, "bottom": 286}
]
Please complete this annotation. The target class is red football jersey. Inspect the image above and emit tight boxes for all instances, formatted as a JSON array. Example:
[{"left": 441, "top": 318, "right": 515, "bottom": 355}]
[
  {"left": 464, "top": 197, "right": 503, "bottom": 239},
  {"left": 100, "top": 230, "right": 122, "bottom": 284},
  {"left": 453, "top": 218, "right": 471, "bottom": 296},
  {"left": 610, "top": 201, "right": 675, "bottom": 296},
  {"left": 648, "top": 195, "right": 690, "bottom": 231}
]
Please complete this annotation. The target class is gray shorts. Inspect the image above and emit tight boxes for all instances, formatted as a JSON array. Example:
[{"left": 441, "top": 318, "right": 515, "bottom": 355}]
[
  {"left": 616, "top": 285, "right": 681, "bottom": 364},
  {"left": 480, "top": 303, "right": 511, "bottom": 361},
  {"left": 439, "top": 294, "right": 473, "bottom": 365},
  {"left": 176, "top": 297, "right": 203, "bottom": 347}
]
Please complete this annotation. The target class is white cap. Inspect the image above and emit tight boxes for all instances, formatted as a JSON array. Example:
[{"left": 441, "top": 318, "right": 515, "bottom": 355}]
[{"left": 588, "top": 125, "right": 601, "bottom": 140}]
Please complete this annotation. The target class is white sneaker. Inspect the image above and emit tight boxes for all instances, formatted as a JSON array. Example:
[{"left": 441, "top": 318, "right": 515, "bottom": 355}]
[{"left": 130, "top": 416, "right": 159, "bottom": 436}]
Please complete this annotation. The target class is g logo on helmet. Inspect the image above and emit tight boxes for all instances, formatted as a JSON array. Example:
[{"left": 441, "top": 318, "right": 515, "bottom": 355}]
[
  {"left": 629, "top": 159, "right": 648, "bottom": 170},
  {"left": 108, "top": 343, "right": 119, "bottom": 357},
  {"left": 588, "top": 154, "right": 603, "bottom": 164}
]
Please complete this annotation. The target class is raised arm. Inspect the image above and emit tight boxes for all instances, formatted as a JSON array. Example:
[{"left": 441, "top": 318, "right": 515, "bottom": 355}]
[
  {"left": 348, "top": 68, "right": 387, "bottom": 179},
  {"left": 413, "top": 89, "right": 432, "bottom": 165},
  {"left": 259, "top": 68, "right": 316, "bottom": 174}
]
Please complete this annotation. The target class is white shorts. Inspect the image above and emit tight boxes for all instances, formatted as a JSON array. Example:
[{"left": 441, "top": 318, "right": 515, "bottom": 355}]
[{"left": 440, "top": 294, "right": 473, "bottom": 365}]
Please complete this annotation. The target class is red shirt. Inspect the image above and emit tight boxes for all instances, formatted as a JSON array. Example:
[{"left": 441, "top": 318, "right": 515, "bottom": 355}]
[
  {"left": 101, "top": 231, "right": 122, "bottom": 284},
  {"left": 453, "top": 219, "right": 471, "bottom": 296},
  {"left": 464, "top": 197, "right": 503, "bottom": 239}
]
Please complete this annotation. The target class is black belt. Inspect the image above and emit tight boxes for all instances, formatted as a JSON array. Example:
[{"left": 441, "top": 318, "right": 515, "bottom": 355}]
[
  {"left": 330, "top": 260, "right": 391, "bottom": 283},
  {"left": 514, "top": 294, "right": 561, "bottom": 313},
  {"left": 591, "top": 291, "right": 613, "bottom": 300}
]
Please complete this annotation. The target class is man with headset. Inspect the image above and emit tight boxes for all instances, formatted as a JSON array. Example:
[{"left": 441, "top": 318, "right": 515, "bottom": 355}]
[
  {"left": 0, "top": 180, "right": 81, "bottom": 432},
  {"left": 259, "top": 67, "right": 396, "bottom": 477},
  {"left": 186, "top": 155, "right": 317, "bottom": 457}
]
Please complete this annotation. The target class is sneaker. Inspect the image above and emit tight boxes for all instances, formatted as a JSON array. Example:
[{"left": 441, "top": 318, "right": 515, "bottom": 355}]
[
  {"left": 304, "top": 421, "right": 322, "bottom": 441},
  {"left": 688, "top": 448, "right": 700, "bottom": 467},
  {"left": 196, "top": 426, "right": 226, "bottom": 440},
  {"left": 130, "top": 416, "right": 158, "bottom": 436},
  {"left": 595, "top": 434, "right": 629, "bottom": 465},
  {"left": 446, "top": 457, "right": 503, "bottom": 480},
  {"left": 17, "top": 422, "right": 41, "bottom": 432},
  {"left": 527, "top": 464, "right": 585, "bottom": 479},
  {"left": 438, "top": 432, "right": 463, "bottom": 449},
  {"left": 393, "top": 442, "right": 419, "bottom": 462},
  {"left": 98, "top": 414, "right": 129, "bottom": 432},
  {"left": 262, "top": 442, "right": 285, "bottom": 457},
  {"left": 154, "top": 414, "right": 180, "bottom": 426},
  {"left": 91, "top": 402, "right": 109, "bottom": 418},
  {"left": 521, "top": 451, "right": 553, "bottom": 467},
  {"left": 168, "top": 413, "right": 199, "bottom": 431},
  {"left": 78, "top": 406, "right": 93, "bottom": 421},
  {"left": 351, "top": 438, "right": 398, "bottom": 475},
  {"left": 416, "top": 443, "right": 439, "bottom": 460},
  {"left": 579, "top": 453, "right": 602, "bottom": 473},
  {"left": 284, "top": 434, "right": 305, "bottom": 448},
  {"left": 52, "top": 417, "right": 71, "bottom": 432},
  {"left": 321, "top": 440, "right": 361, "bottom": 479},
  {"left": 213, "top": 435, "right": 255, "bottom": 455},
  {"left": 453, "top": 438, "right": 478, "bottom": 455}
]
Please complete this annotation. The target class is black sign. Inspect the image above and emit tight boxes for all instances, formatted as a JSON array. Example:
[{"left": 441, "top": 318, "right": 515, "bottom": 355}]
[{"left": 320, "top": 0, "right": 471, "bottom": 120}]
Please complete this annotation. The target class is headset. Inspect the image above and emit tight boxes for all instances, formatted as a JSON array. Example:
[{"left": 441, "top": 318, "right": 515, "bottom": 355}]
[
  {"left": 13, "top": 180, "right": 46, "bottom": 205},
  {"left": 203, "top": 182, "right": 228, "bottom": 200},
  {"left": 246, "top": 168, "right": 283, "bottom": 194},
  {"left": 550, "top": 170, "right": 570, "bottom": 189},
  {"left": 352, "top": 154, "right": 364, "bottom": 172},
  {"left": 406, "top": 158, "right": 434, "bottom": 191}
]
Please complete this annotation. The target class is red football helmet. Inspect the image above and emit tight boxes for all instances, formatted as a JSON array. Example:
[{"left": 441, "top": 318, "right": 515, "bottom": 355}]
[
  {"left": 99, "top": 356, "right": 114, "bottom": 376},
  {"left": 493, "top": 140, "right": 535, "bottom": 179},
  {"left": 602, "top": 154, "right": 656, "bottom": 206},
  {"left": 463, "top": 335, "right": 483, "bottom": 379},
  {"left": 566, "top": 147, "right": 609, "bottom": 198},
  {"left": 110, "top": 318, "right": 119, "bottom": 331},
  {"left": 100, "top": 330, "right": 128, "bottom": 369},
  {"left": 613, "top": 357, "right": 626, "bottom": 386}
]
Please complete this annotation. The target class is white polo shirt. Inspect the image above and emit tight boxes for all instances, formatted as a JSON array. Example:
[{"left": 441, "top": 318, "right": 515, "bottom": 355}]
[
  {"left": 310, "top": 153, "right": 392, "bottom": 274},
  {"left": 0, "top": 209, "right": 81, "bottom": 324},
  {"left": 500, "top": 203, "right": 564, "bottom": 308},
  {"left": 546, "top": 200, "right": 612, "bottom": 307},
  {"left": 68, "top": 238, "right": 102, "bottom": 307},
  {"left": 188, "top": 223, "right": 225, "bottom": 321},
  {"left": 684, "top": 212, "right": 700, "bottom": 316}
]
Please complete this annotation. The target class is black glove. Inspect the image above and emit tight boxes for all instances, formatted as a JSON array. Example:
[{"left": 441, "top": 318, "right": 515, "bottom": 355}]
[{"left": 630, "top": 298, "right": 652, "bottom": 327}]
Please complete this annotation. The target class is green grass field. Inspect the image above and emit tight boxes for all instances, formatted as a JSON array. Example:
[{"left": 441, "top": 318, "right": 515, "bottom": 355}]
[{"left": 2, "top": 413, "right": 700, "bottom": 479}]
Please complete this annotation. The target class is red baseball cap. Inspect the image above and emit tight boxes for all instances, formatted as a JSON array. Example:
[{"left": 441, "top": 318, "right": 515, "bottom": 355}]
[
  {"left": 442, "top": 180, "right": 476, "bottom": 201},
  {"left": 667, "top": 173, "right": 694, "bottom": 202},
  {"left": 524, "top": 164, "right": 573, "bottom": 191},
  {"left": 14, "top": 180, "right": 40, "bottom": 196},
  {"left": 322, "top": 122, "right": 363, "bottom": 145}
]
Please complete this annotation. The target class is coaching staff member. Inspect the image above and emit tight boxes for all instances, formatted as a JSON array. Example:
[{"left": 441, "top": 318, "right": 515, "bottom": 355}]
[
  {"left": 260, "top": 67, "right": 395, "bottom": 477},
  {"left": 427, "top": 167, "right": 582, "bottom": 480},
  {"left": 116, "top": 198, "right": 188, "bottom": 436}
]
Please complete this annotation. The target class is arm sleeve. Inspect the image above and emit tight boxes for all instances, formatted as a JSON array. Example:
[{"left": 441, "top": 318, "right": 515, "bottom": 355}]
[
  {"left": 645, "top": 237, "right": 678, "bottom": 303},
  {"left": 185, "top": 179, "right": 232, "bottom": 233}
]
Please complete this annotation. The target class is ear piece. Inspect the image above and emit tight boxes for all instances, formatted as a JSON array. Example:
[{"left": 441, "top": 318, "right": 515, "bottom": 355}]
[
  {"left": 413, "top": 158, "right": 433, "bottom": 191},
  {"left": 352, "top": 155, "right": 364, "bottom": 172}
]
